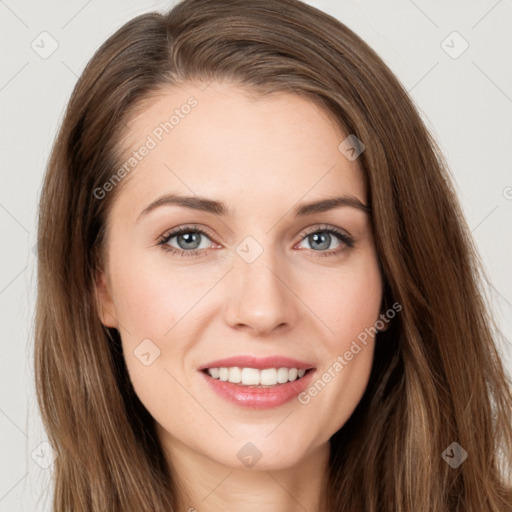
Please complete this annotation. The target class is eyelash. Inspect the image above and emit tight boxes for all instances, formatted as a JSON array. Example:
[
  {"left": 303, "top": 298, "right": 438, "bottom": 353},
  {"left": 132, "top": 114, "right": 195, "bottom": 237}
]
[{"left": 156, "top": 224, "right": 355, "bottom": 258}]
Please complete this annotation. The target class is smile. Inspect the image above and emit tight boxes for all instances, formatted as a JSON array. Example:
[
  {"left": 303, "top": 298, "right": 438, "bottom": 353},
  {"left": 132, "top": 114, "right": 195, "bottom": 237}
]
[
  {"left": 203, "top": 367, "right": 309, "bottom": 386},
  {"left": 198, "top": 355, "right": 316, "bottom": 409}
]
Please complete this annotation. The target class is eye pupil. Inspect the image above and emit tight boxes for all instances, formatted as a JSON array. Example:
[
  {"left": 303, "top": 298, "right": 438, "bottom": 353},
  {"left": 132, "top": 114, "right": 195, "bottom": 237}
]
[
  {"left": 309, "top": 232, "right": 331, "bottom": 251},
  {"left": 178, "top": 232, "right": 201, "bottom": 250}
]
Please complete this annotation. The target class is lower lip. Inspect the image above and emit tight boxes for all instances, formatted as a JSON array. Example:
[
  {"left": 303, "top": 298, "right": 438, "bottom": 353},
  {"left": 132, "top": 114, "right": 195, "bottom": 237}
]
[{"left": 199, "top": 369, "right": 316, "bottom": 409}]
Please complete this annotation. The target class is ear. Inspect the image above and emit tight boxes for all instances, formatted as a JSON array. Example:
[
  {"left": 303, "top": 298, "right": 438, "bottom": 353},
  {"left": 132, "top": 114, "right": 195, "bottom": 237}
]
[
  {"left": 377, "top": 311, "right": 390, "bottom": 332},
  {"left": 94, "top": 268, "right": 119, "bottom": 329}
]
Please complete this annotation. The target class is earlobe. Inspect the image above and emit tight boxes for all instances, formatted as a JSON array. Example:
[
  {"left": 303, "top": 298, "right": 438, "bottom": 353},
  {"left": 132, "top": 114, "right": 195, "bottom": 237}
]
[
  {"left": 376, "top": 312, "right": 390, "bottom": 332},
  {"left": 94, "top": 270, "right": 118, "bottom": 329}
]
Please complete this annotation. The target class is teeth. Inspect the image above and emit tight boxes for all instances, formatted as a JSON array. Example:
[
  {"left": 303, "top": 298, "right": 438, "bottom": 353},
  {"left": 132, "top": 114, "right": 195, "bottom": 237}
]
[
  {"left": 228, "top": 367, "right": 242, "bottom": 383},
  {"left": 241, "top": 368, "right": 259, "bottom": 385},
  {"left": 277, "top": 367, "right": 289, "bottom": 383},
  {"left": 206, "top": 367, "right": 309, "bottom": 386},
  {"left": 260, "top": 368, "right": 277, "bottom": 386}
]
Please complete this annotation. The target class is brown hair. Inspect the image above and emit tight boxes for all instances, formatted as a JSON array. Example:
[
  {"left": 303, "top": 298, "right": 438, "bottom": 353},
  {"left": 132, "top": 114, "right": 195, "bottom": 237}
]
[{"left": 35, "top": 0, "right": 512, "bottom": 510}]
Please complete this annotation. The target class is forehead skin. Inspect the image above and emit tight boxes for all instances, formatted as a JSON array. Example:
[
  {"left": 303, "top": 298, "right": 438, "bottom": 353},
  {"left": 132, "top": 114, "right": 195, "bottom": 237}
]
[{"left": 106, "top": 81, "right": 367, "bottom": 239}]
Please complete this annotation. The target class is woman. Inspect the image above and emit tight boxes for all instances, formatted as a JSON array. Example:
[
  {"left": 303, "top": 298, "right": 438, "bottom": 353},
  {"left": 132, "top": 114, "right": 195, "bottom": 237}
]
[{"left": 35, "top": 0, "right": 512, "bottom": 510}]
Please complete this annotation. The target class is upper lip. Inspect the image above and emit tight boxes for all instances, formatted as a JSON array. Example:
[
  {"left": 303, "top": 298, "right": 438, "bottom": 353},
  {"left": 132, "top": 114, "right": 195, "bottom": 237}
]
[{"left": 198, "top": 355, "right": 315, "bottom": 371}]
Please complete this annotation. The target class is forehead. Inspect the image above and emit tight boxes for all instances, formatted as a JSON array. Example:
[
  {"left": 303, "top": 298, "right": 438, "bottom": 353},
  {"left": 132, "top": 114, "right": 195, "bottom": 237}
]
[{"left": 111, "top": 81, "right": 366, "bottom": 219}]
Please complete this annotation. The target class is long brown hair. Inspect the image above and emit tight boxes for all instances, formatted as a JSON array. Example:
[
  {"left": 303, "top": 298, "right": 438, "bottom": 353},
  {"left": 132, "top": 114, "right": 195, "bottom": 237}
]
[{"left": 35, "top": 0, "right": 512, "bottom": 510}]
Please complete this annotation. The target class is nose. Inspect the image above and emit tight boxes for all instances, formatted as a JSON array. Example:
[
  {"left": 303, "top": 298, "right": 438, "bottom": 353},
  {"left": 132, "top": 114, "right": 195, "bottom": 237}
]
[{"left": 223, "top": 250, "right": 299, "bottom": 336}]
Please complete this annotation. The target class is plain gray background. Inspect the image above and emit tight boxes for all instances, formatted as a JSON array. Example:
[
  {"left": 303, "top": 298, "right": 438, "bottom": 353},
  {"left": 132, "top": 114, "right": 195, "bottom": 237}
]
[{"left": 1, "top": 1, "right": 511, "bottom": 510}]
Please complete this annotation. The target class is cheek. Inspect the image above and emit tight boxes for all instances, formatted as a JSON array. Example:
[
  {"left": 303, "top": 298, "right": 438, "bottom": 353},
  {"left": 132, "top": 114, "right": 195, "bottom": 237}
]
[
  {"left": 107, "top": 252, "right": 219, "bottom": 393},
  {"left": 109, "top": 252, "right": 209, "bottom": 339},
  {"left": 302, "top": 251, "right": 383, "bottom": 342},
  {"left": 294, "top": 252, "right": 382, "bottom": 426}
]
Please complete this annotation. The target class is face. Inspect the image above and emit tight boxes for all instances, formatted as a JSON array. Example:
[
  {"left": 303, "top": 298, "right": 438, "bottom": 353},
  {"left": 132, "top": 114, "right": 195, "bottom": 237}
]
[{"left": 95, "top": 81, "right": 385, "bottom": 471}]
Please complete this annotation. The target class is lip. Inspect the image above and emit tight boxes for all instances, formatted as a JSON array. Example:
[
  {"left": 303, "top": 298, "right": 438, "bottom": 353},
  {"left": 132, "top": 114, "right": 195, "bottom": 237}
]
[
  {"left": 198, "top": 355, "right": 314, "bottom": 371},
  {"left": 199, "top": 369, "right": 316, "bottom": 409}
]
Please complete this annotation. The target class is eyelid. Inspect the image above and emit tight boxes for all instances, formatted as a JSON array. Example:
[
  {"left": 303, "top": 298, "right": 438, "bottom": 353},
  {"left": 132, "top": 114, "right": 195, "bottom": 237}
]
[
  {"left": 295, "top": 224, "right": 355, "bottom": 253},
  {"left": 299, "top": 223, "right": 352, "bottom": 239},
  {"left": 158, "top": 223, "right": 217, "bottom": 242},
  {"left": 157, "top": 223, "right": 354, "bottom": 256},
  {"left": 158, "top": 223, "right": 351, "bottom": 241},
  {"left": 157, "top": 224, "right": 219, "bottom": 252}
]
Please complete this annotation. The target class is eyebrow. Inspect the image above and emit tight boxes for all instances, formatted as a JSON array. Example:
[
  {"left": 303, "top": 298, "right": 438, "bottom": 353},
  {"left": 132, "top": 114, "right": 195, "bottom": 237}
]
[{"left": 136, "top": 193, "right": 370, "bottom": 221}]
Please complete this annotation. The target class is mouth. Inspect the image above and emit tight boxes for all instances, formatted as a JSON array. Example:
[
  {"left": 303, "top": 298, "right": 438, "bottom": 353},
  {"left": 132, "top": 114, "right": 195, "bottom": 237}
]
[
  {"left": 198, "top": 356, "right": 316, "bottom": 409},
  {"left": 201, "top": 366, "right": 314, "bottom": 387}
]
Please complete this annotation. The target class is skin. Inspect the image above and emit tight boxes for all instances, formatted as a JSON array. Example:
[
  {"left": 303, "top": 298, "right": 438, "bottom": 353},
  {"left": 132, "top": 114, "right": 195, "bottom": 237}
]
[{"left": 95, "top": 81, "right": 386, "bottom": 512}]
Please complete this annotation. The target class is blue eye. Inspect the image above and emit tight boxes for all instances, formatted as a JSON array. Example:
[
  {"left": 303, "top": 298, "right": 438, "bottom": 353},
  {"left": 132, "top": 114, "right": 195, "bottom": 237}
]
[
  {"left": 158, "top": 226, "right": 214, "bottom": 257},
  {"left": 296, "top": 226, "right": 354, "bottom": 257},
  {"left": 157, "top": 224, "right": 354, "bottom": 258}
]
